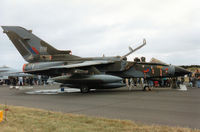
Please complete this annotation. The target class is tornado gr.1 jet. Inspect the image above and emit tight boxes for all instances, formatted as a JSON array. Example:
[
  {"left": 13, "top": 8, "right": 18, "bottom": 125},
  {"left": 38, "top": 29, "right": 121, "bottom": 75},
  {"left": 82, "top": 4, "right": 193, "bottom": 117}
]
[{"left": 1, "top": 26, "right": 190, "bottom": 92}]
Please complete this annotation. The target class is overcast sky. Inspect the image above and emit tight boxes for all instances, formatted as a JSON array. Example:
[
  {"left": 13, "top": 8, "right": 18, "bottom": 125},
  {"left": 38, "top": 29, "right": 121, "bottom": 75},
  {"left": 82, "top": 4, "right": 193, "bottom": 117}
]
[{"left": 0, "top": 0, "right": 200, "bottom": 70}]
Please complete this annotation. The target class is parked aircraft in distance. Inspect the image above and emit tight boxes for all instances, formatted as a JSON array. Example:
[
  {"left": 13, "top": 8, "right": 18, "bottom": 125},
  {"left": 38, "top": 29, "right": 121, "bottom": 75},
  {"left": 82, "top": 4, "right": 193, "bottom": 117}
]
[{"left": 0, "top": 65, "right": 31, "bottom": 78}]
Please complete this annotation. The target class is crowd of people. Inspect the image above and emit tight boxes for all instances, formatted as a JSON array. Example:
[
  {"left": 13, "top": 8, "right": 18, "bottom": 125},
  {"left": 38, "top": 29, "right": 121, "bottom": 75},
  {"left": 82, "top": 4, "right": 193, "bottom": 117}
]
[
  {"left": 0, "top": 75, "right": 49, "bottom": 86},
  {"left": 0, "top": 69, "right": 200, "bottom": 89},
  {"left": 189, "top": 69, "right": 200, "bottom": 88},
  {"left": 124, "top": 71, "right": 200, "bottom": 90},
  {"left": 124, "top": 77, "right": 172, "bottom": 91}
]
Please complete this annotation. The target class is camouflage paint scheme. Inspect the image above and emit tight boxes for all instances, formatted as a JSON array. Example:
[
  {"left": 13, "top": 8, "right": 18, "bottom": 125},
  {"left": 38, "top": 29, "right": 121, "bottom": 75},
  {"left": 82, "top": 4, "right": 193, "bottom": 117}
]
[{"left": 1, "top": 26, "right": 190, "bottom": 92}]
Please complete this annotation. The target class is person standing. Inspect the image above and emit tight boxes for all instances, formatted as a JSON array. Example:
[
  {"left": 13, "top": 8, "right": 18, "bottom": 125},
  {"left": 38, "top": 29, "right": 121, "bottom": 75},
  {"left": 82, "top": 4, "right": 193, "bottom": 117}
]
[
  {"left": 197, "top": 76, "right": 200, "bottom": 88},
  {"left": 18, "top": 77, "right": 23, "bottom": 86}
]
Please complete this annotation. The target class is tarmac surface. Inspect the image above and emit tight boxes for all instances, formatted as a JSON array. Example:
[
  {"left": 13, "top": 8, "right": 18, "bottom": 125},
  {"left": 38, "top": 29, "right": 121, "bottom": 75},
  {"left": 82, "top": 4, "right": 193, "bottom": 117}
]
[{"left": 0, "top": 85, "right": 199, "bottom": 129}]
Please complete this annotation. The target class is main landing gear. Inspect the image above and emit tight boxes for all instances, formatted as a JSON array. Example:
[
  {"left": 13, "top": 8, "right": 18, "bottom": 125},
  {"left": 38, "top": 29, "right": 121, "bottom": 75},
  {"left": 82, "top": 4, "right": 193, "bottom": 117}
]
[
  {"left": 143, "top": 85, "right": 152, "bottom": 91},
  {"left": 80, "top": 86, "right": 90, "bottom": 93}
]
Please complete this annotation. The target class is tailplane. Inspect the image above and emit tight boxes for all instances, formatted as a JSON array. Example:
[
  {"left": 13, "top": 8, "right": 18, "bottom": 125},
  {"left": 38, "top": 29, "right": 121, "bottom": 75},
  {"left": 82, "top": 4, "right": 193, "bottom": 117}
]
[{"left": 2, "top": 26, "right": 80, "bottom": 62}]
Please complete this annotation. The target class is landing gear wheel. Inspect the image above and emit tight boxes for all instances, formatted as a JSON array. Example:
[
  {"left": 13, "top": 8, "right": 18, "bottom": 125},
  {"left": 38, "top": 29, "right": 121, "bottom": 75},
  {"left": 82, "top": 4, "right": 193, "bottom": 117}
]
[
  {"left": 143, "top": 86, "right": 149, "bottom": 91},
  {"left": 80, "top": 87, "right": 90, "bottom": 93}
]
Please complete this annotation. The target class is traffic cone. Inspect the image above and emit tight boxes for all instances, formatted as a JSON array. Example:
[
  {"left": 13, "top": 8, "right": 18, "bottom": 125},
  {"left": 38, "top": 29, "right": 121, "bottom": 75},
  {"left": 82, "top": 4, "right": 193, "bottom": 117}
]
[{"left": 0, "top": 110, "right": 3, "bottom": 123}]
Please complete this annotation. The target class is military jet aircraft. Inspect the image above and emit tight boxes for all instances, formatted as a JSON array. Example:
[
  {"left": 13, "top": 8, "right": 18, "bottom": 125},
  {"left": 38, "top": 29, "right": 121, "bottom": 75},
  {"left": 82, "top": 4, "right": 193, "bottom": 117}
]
[
  {"left": 0, "top": 65, "right": 31, "bottom": 78},
  {"left": 1, "top": 26, "right": 190, "bottom": 92}
]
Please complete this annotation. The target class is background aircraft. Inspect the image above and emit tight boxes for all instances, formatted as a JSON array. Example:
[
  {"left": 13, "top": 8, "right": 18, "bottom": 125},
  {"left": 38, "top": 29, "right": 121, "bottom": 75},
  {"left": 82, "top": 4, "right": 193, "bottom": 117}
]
[
  {"left": 2, "top": 26, "right": 190, "bottom": 92},
  {"left": 0, "top": 65, "right": 31, "bottom": 78}
]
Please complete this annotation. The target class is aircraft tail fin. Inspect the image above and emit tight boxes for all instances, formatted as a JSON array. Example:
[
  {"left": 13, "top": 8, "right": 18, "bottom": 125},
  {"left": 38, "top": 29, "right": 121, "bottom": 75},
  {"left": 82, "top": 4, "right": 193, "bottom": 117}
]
[{"left": 2, "top": 26, "right": 79, "bottom": 62}]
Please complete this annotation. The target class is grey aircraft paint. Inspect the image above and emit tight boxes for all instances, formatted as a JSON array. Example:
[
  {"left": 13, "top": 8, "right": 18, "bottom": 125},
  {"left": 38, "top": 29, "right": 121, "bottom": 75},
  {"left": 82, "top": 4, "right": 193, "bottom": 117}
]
[{"left": 1, "top": 26, "right": 190, "bottom": 92}]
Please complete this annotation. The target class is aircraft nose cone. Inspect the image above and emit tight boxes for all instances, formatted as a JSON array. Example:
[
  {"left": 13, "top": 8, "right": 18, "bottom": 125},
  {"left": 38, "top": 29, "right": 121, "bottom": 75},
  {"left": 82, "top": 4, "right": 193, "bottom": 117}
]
[{"left": 174, "top": 66, "right": 191, "bottom": 76}]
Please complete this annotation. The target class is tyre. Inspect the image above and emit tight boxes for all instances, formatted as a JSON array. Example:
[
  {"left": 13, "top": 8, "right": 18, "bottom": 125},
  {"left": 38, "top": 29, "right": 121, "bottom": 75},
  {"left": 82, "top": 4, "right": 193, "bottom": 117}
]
[{"left": 80, "top": 87, "right": 90, "bottom": 93}]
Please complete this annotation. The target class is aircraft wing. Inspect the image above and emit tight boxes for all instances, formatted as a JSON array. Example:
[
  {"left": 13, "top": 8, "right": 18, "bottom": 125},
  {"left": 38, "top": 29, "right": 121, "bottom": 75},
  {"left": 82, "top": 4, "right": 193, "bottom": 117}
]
[
  {"left": 24, "top": 60, "right": 114, "bottom": 75},
  {"left": 53, "top": 60, "right": 114, "bottom": 69}
]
